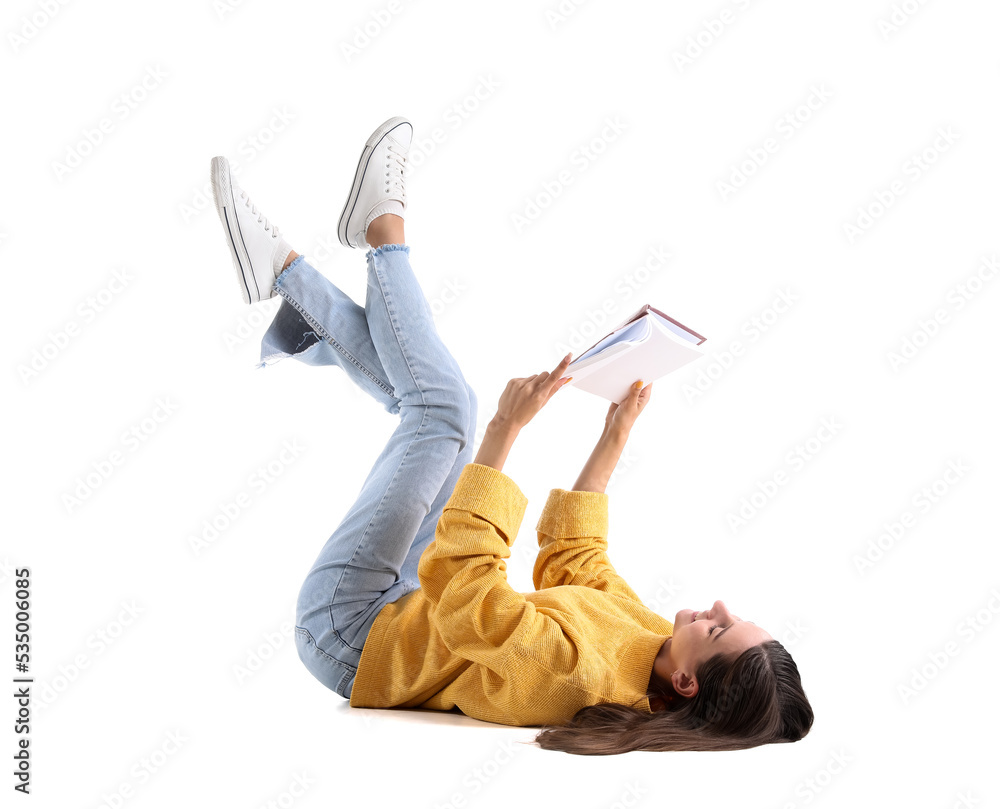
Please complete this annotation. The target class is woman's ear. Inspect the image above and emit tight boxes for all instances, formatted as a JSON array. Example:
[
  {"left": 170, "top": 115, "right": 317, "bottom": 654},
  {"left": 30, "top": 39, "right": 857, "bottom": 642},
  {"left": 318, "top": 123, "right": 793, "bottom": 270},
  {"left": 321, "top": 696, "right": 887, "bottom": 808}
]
[{"left": 671, "top": 668, "right": 699, "bottom": 699}]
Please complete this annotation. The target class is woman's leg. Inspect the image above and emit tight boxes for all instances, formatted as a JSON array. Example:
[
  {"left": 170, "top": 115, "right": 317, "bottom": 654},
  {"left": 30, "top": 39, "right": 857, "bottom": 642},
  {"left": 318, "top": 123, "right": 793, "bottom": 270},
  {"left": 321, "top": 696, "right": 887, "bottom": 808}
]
[
  {"left": 398, "top": 382, "right": 477, "bottom": 586},
  {"left": 259, "top": 250, "right": 478, "bottom": 631},
  {"left": 256, "top": 254, "right": 402, "bottom": 413},
  {"left": 259, "top": 251, "right": 477, "bottom": 671},
  {"left": 276, "top": 236, "right": 476, "bottom": 699},
  {"left": 213, "top": 132, "right": 475, "bottom": 694}
]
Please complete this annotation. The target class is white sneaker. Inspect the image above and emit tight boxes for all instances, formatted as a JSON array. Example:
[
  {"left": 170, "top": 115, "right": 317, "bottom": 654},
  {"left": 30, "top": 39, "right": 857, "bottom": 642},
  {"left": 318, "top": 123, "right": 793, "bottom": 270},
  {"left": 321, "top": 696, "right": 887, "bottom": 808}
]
[
  {"left": 337, "top": 116, "right": 412, "bottom": 249},
  {"left": 210, "top": 156, "right": 294, "bottom": 304}
]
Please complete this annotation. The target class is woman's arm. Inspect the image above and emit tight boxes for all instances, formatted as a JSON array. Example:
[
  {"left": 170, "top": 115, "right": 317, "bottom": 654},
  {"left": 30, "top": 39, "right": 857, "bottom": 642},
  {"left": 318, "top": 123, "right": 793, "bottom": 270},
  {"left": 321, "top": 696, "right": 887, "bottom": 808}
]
[
  {"left": 474, "top": 416, "right": 520, "bottom": 474},
  {"left": 532, "top": 483, "right": 644, "bottom": 602},
  {"left": 572, "top": 426, "right": 629, "bottom": 493},
  {"left": 573, "top": 379, "right": 651, "bottom": 492},
  {"left": 531, "top": 382, "right": 653, "bottom": 599},
  {"left": 533, "top": 425, "right": 642, "bottom": 598}
]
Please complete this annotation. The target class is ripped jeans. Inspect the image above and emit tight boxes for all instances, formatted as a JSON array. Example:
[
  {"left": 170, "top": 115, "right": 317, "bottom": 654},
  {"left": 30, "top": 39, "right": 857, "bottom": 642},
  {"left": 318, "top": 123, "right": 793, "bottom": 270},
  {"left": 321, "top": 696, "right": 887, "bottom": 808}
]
[{"left": 258, "top": 245, "right": 477, "bottom": 699}]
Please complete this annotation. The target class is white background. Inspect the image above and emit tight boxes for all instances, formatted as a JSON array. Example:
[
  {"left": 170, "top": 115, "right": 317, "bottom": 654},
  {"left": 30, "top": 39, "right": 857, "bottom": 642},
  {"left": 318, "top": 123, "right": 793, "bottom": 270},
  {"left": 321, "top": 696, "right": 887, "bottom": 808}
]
[{"left": 4, "top": 0, "right": 999, "bottom": 805}]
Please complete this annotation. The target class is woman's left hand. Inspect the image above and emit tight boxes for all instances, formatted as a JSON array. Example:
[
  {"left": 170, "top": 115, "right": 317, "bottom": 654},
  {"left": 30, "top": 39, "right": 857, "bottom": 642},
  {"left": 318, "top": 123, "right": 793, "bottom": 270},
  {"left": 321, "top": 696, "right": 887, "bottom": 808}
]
[
  {"left": 604, "top": 380, "right": 652, "bottom": 437},
  {"left": 494, "top": 353, "right": 574, "bottom": 430}
]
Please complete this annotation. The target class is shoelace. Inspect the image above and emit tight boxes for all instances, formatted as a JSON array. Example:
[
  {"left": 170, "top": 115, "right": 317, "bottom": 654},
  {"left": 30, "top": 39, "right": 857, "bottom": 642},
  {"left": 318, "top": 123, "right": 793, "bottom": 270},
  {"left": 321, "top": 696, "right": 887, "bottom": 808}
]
[
  {"left": 240, "top": 190, "right": 280, "bottom": 239},
  {"left": 385, "top": 143, "right": 407, "bottom": 201}
]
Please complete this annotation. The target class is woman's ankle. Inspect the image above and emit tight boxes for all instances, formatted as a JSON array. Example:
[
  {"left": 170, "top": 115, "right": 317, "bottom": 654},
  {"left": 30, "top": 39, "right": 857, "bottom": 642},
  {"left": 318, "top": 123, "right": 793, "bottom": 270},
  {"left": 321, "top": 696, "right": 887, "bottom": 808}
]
[{"left": 366, "top": 214, "right": 405, "bottom": 249}]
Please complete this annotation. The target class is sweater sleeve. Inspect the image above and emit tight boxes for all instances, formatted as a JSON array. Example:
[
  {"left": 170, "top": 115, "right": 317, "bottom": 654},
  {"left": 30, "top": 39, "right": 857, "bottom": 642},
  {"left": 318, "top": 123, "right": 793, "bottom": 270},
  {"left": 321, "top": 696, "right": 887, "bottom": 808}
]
[
  {"left": 531, "top": 487, "right": 644, "bottom": 604},
  {"left": 417, "top": 462, "right": 549, "bottom": 670}
]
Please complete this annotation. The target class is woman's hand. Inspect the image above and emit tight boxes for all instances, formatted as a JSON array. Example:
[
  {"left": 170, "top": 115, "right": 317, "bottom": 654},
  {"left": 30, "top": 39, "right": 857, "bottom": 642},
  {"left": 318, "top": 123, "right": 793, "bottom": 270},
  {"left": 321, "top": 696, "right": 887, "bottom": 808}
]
[
  {"left": 494, "top": 353, "right": 574, "bottom": 431},
  {"left": 475, "top": 353, "right": 572, "bottom": 473},
  {"left": 604, "top": 380, "right": 652, "bottom": 438}
]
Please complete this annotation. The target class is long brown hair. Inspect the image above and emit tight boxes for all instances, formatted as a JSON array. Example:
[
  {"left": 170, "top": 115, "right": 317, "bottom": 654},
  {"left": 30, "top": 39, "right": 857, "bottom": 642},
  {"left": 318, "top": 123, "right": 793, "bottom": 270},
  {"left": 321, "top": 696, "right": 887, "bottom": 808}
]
[{"left": 529, "top": 640, "right": 813, "bottom": 755}]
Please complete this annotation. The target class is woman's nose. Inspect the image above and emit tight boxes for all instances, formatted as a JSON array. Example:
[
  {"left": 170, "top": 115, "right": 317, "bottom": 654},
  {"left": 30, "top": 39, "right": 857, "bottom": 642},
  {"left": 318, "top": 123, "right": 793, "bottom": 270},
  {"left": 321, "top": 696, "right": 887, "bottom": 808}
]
[{"left": 715, "top": 600, "right": 744, "bottom": 622}]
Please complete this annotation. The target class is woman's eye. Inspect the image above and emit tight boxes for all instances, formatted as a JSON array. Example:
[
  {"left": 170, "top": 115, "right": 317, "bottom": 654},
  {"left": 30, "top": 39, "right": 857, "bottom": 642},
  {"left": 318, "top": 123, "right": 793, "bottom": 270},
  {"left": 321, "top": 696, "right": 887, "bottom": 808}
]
[{"left": 708, "top": 625, "right": 719, "bottom": 635}]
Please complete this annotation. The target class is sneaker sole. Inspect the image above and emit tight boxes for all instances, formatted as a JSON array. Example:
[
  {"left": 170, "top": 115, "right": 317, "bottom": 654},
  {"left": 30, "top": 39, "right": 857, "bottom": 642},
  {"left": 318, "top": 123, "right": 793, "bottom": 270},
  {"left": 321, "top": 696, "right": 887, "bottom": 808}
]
[
  {"left": 337, "top": 116, "right": 412, "bottom": 249},
  {"left": 211, "top": 156, "right": 258, "bottom": 305}
]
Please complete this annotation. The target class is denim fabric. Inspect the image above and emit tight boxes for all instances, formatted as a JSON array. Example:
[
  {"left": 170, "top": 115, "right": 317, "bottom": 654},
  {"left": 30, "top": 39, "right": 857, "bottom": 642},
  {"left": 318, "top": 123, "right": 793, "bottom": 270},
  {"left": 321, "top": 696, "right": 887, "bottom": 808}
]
[{"left": 259, "top": 246, "right": 478, "bottom": 699}]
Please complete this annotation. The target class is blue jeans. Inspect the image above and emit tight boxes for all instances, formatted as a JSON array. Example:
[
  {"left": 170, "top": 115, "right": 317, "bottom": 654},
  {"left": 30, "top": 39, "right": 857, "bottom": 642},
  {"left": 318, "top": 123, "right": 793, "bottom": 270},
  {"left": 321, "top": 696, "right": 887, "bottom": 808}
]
[{"left": 258, "top": 245, "right": 477, "bottom": 699}]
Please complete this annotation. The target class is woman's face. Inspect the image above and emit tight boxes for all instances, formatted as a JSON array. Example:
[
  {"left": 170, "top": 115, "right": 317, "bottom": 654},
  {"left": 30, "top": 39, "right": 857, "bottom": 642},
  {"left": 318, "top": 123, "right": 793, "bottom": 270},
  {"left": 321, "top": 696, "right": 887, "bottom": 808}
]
[{"left": 669, "top": 599, "right": 773, "bottom": 676}]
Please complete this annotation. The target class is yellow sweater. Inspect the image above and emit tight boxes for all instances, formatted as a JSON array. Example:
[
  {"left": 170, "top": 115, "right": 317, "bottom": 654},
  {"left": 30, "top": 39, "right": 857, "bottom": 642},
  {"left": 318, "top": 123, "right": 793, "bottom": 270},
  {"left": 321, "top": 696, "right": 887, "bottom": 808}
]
[{"left": 349, "top": 462, "right": 674, "bottom": 727}]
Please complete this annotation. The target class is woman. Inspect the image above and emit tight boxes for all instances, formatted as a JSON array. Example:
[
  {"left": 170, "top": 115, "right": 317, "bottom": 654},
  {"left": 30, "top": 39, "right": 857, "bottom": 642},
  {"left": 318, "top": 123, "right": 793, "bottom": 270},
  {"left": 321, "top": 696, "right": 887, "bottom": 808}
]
[{"left": 210, "top": 116, "right": 814, "bottom": 755}]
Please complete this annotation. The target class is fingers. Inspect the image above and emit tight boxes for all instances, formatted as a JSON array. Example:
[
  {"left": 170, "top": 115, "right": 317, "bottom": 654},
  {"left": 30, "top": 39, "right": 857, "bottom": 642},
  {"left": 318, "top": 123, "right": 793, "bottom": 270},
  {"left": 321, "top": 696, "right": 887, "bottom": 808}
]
[
  {"left": 553, "top": 351, "right": 573, "bottom": 379},
  {"left": 541, "top": 352, "right": 573, "bottom": 386},
  {"left": 618, "top": 379, "right": 643, "bottom": 405},
  {"left": 526, "top": 353, "right": 573, "bottom": 383},
  {"left": 536, "top": 352, "right": 574, "bottom": 394},
  {"left": 622, "top": 380, "right": 652, "bottom": 408},
  {"left": 633, "top": 381, "right": 652, "bottom": 414}
]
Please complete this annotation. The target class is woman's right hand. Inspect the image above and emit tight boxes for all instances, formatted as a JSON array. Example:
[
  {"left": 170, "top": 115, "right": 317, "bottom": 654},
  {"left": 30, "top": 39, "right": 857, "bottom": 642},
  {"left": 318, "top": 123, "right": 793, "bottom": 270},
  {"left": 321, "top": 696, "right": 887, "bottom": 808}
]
[
  {"left": 494, "top": 353, "right": 574, "bottom": 431},
  {"left": 604, "top": 380, "right": 652, "bottom": 437}
]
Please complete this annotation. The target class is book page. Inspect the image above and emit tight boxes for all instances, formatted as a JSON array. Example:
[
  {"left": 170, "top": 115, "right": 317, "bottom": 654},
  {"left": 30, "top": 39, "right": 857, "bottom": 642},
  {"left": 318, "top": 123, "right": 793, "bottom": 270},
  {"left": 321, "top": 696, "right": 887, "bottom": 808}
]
[
  {"left": 571, "top": 318, "right": 650, "bottom": 365},
  {"left": 649, "top": 310, "right": 702, "bottom": 344}
]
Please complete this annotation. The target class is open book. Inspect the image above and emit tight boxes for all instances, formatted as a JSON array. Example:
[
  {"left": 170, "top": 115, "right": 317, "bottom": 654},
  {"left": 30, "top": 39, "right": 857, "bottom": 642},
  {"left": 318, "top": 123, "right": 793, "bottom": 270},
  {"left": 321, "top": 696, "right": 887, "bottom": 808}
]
[{"left": 563, "top": 304, "right": 707, "bottom": 402}]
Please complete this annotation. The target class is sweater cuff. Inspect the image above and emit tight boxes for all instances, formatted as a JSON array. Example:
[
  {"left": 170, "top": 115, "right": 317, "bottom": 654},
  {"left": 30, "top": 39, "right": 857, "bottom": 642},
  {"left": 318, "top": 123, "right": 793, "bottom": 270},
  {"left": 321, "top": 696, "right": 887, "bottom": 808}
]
[
  {"left": 443, "top": 463, "right": 529, "bottom": 545},
  {"left": 536, "top": 488, "right": 609, "bottom": 540}
]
